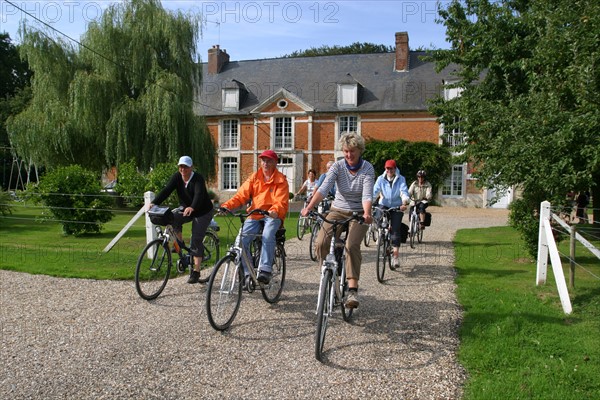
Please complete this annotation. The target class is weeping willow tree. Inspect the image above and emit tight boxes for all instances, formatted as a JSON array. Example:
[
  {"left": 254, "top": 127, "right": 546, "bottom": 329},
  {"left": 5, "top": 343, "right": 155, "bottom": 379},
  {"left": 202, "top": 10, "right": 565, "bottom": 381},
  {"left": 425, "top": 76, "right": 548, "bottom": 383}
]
[{"left": 7, "top": 0, "right": 215, "bottom": 176}]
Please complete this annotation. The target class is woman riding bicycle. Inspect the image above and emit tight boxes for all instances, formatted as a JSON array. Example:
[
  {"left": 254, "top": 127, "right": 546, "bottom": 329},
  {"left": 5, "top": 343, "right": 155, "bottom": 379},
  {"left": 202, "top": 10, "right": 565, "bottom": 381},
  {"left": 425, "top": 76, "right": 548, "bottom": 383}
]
[
  {"left": 301, "top": 133, "right": 374, "bottom": 309},
  {"left": 373, "top": 159, "right": 409, "bottom": 269},
  {"left": 408, "top": 170, "right": 433, "bottom": 229},
  {"left": 148, "top": 156, "right": 215, "bottom": 284},
  {"left": 219, "top": 150, "right": 289, "bottom": 285}
]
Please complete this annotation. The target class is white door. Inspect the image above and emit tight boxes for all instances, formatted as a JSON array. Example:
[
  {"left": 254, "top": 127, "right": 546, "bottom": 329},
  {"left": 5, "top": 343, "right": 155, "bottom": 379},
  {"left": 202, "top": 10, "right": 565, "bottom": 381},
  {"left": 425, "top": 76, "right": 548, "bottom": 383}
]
[{"left": 487, "top": 187, "right": 513, "bottom": 208}]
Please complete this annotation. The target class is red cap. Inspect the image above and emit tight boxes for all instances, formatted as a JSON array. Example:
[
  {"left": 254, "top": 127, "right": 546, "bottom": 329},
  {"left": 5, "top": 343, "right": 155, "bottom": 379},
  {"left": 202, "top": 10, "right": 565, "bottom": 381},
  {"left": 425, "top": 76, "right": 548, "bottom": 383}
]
[
  {"left": 384, "top": 159, "right": 397, "bottom": 169},
  {"left": 259, "top": 149, "right": 278, "bottom": 161}
]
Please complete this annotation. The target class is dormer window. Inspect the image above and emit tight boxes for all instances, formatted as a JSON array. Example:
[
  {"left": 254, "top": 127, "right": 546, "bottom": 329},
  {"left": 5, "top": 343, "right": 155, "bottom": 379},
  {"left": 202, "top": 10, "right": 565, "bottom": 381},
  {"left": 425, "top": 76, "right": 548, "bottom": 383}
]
[
  {"left": 337, "top": 83, "right": 358, "bottom": 108},
  {"left": 222, "top": 88, "right": 239, "bottom": 111}
]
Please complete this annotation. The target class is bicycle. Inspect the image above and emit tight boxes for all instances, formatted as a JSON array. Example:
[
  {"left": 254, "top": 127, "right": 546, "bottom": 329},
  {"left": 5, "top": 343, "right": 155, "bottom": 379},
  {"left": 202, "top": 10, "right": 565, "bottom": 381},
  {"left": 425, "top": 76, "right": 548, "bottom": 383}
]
[
  {"left": 373, "top": 205, "right": 402, "bottom": 282},
  {"left": 296, "top": 198, "right": 311, "bottom": 240},
  {"left": 309, "top": 195, "right": 334, "bottom": 262},
  {"left": 309, "top": 210, "right": 363, "bottom": 362},
  {"left": 408, "top": 202, "right": 424, "bottom": 249},
  {"left": 135, "top": 206, "right": 220, "bottom": 300},
  {"left": 206, "top": 209, "right": 286, "bottom": 331},
  {"left": 363, "top": 216, "right": 378, "bottom": 247}
]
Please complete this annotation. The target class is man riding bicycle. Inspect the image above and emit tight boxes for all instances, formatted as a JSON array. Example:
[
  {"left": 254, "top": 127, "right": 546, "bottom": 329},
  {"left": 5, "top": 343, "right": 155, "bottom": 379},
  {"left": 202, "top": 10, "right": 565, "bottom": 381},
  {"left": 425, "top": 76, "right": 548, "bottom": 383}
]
[
  {"left": 407, "top": 170, "right": 432, "bottom": 229},
  {"left": 219, "top": 150, "right": 289, "bottom": 285},
  {"left": 373, "top": 159, "right": 409, "bottom": 269}
]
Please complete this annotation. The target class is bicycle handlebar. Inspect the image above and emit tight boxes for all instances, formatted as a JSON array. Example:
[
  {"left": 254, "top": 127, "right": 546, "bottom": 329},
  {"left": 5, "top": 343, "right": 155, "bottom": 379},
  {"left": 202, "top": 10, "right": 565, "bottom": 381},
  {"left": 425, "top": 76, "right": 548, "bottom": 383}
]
[{"left": 308, "top": 210, "right": 364, "bottom": 226}]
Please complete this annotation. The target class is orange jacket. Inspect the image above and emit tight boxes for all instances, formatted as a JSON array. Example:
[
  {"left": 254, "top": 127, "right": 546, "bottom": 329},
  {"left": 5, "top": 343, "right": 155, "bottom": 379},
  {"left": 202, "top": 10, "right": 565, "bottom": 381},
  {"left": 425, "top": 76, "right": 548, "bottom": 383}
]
[{"left": 221, "top": 168, "right": 289, "bottom": 221}]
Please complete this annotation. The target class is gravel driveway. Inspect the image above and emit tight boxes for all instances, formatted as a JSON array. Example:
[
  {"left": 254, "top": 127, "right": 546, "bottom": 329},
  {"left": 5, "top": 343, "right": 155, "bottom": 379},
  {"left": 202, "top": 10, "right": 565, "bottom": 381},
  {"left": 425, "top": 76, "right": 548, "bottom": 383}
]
[{"left": 1, "top": 207, "right": 508, "bottom": 399}]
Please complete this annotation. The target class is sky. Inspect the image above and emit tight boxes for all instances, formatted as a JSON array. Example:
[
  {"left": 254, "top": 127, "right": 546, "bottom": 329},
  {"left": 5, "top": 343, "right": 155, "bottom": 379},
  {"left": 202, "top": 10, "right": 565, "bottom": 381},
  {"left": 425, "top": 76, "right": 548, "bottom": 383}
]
[{"left": 1, "top": 0, "right": 451, "bottom": 61}]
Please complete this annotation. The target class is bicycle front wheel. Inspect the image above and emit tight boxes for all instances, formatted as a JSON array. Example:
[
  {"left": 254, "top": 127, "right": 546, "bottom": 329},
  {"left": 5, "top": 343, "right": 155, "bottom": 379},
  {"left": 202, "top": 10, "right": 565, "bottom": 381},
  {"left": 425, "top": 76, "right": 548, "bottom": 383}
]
[
  {"left": 135, "top": 239, "right": 172, "bottom": 300},
  {"left": 198, "top": 231, "right": 220, "bottom": 284},
  {"left": 206, "top": 255, "right": 243, "bottom": 331},
  {"left": 261, "top": 244, "right": 286, "bottom": 303},
  {"left": 376, "top": 236, "right": 389, "bottom": 283},
  {"left": 297, "top": 216, "right": 307, "bottom": 240},
  {"left": 315, "top": 269, "right": 332, "bottom": 362},
  {"left": 409, "top": 218, "right": 417, "bottom": 249},
  {"left": 309, "top": 222, "right": 320, "bottom": 262}
]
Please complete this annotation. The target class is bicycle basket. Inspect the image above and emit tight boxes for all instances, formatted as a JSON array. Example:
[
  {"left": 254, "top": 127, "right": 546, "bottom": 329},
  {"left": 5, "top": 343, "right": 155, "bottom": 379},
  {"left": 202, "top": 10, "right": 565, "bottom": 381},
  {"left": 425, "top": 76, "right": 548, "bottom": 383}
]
[{"left": 148, "top": 205, "right": 174, "bottom": 226}]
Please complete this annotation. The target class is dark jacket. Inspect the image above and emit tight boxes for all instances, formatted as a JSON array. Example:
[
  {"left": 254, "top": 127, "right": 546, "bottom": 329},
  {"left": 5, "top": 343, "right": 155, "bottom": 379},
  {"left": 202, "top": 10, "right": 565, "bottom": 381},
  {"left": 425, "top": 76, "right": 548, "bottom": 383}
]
[{"left": 153, "top": 172, "right": 213, "bottom": 217}]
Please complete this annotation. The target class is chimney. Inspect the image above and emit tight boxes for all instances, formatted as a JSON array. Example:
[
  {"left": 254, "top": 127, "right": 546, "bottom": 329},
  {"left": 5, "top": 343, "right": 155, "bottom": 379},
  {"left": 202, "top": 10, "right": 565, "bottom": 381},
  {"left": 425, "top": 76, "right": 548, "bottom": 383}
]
[
  {"left": 395, "top": 32, "right": 409, "bottom": 72},
  {"left": 208, "top": 45, "right": 230, "bottom": 74}
]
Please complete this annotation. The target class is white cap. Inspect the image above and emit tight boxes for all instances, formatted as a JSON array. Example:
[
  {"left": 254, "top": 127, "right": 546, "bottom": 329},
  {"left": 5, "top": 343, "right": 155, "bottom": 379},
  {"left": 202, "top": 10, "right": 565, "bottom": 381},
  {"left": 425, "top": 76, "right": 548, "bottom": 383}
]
[{"left": 177, "top": 156, "right": 193, "bottom": 167}]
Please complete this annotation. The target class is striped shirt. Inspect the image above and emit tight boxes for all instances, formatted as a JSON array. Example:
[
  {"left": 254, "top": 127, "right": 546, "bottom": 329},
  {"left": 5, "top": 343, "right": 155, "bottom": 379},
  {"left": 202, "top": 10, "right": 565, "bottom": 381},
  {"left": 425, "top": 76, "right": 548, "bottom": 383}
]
[{"left": 317, "top": 159, "right": 375, "bottom": 212}]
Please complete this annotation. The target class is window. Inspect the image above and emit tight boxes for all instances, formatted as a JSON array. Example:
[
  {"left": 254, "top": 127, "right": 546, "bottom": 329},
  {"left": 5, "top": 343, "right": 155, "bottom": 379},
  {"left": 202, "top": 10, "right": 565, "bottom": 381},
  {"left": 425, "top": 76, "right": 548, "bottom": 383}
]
[
  {"left": 221, "top": 120, "right": 238, "bottom": 149},
  {"left": 444, "top": 117, "right": 466, "bottom": 149},
  {"left": 222, "top": 88, "right": 239, "bottom": 110},
  {"left": 338, "top": 83, "right": 358, "bottom": 108},
  {"left": 222, "top": 157, "right": 238, "bottom": 190},
  {"left": 442, "top": 164, "right": 464, "bottom": 197},
  {"left": 339, "top": 116, "right": 358, "bottom": 139},
  {"left": 274, "top": 117, "right": 292, "bottom": 150}
]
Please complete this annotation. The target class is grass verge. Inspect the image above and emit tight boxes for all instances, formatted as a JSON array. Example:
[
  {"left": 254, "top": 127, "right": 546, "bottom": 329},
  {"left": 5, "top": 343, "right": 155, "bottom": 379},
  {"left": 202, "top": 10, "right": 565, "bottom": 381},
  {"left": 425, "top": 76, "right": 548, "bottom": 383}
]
[
  {"left": 0, "top": 202, "right": 301, "bottom": 280},
  {"left": 455, "top": 226, "right": 600, "bottom": 400}
]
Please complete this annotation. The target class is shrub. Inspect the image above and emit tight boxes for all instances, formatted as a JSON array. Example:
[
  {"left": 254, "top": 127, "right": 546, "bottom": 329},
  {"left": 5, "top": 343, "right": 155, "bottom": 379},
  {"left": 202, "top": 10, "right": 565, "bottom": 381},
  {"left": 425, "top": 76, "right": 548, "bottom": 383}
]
[
  {"left": 146, "top": 162, "right": 178, "bottom": 206},
  {"left": 114, "top": 159, "right": 148, "bottom": 208},
  {"left": 37, "top": 165, "right": 114, "bottom": 235},
  {"left": 0, "top": 190, "right": 13, "bottom": 216}
]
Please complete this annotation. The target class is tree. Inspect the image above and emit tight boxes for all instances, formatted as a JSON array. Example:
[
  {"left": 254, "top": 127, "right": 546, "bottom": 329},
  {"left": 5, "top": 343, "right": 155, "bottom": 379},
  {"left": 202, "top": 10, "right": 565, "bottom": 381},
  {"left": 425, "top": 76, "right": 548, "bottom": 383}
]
[
  {"left": 429, "top": 0, "right": 600, "bottom": 255},
  {"left": 283, "top": 42, "right": 394, "bottom": 58},
  {"left": 363, "top": 139, "right": 452, "bottom": 197},
  {"left": 7, "top": 0, "right": 215, "bottom": 176},
  {"left": 0, "top": 33, "right": 32, "bottom": 189}
]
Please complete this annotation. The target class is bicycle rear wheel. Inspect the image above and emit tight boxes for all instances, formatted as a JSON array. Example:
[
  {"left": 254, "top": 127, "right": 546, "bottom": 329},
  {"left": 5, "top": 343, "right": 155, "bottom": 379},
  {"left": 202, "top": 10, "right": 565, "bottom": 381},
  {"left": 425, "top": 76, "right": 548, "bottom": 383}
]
[
  {"left": 198, "top": 231, "right": 220, "bottom": 284},
  {"left": 339, "top": 266, "right": 353, "bottom": 321},
  {"left": 309, "top": 222, "right": 320, "bottom": 262},
  {"left": 297, "top": 216, "right": 307, "bottom": 240},
  {"left": 135, "top": 239, "right": 171, "bottom": 300},
  {"left": 206, "top": 255, "right": 242, "bottom": 331},
  {"left": 315, "top": 269, "right": 332, "bottom": 362},
  {"left": 261, "top": 244, "right": 286, "bottom": 303},
  {"left": 376, "top": 236, "right": 389, "bottom": 283}
]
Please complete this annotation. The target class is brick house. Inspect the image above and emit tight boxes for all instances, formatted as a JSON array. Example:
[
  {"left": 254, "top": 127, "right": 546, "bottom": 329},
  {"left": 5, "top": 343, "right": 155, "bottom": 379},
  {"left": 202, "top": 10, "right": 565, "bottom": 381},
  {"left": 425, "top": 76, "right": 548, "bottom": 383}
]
[{"left": 197, "top": 32, "right": 500, "bottom": 207}]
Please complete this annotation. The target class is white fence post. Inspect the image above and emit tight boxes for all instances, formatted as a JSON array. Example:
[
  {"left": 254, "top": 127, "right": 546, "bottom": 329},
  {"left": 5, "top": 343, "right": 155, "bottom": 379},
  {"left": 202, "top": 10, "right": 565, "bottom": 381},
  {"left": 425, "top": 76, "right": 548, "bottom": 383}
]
[
  {"left": 536, "top": 200, "right": 572, "bottom": 314},
  {"left": 536, "top": 201, "right": 550, "bottom": 285},
  {"left": 144, "top": 191, "right": 157, "bottom": 244}
]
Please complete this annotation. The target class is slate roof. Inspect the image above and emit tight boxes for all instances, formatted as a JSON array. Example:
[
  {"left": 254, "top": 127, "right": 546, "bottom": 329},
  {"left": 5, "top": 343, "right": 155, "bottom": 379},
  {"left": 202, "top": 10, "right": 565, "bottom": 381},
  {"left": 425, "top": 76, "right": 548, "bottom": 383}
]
[{"left": 196, "top": 51, "right": 458, "bottom": 117}]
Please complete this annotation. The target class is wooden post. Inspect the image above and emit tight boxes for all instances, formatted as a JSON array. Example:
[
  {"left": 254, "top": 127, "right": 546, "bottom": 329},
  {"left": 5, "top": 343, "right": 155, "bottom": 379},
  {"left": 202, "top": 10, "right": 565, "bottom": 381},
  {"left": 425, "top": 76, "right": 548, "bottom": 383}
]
[{"left": 570, "top": 224, "right": 576, "bottom": 288}]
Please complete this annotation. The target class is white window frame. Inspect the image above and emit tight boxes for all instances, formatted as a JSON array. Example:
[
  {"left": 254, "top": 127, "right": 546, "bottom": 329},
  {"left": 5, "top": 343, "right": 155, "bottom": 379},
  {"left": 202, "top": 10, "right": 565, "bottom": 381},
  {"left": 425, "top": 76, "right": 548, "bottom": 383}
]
[
  {"left": 444, "top": 116, "right": 466, "bottom": 149},
  {"left": 221, "top": 119, "right": 239, "bottom": 150},
  {"left": 273, "top": 116, "right": 293, "bottom": 150},
  {"left": 442, "top": 164, "right": 465, "bottom": 197},
  {"left": 337, "top": 83, "right": 358, "bottom": 108},
  {"left": 221, "top": 156, "right": 238, "bottom": 190},
  {"left": 222, "top": 88, "right": 239, "bottom": 111}
]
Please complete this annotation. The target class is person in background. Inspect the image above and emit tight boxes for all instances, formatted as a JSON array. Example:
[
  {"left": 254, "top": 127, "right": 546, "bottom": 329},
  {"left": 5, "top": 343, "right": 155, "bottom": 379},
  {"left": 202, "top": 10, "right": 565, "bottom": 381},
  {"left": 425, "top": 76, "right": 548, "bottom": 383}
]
[
  {"left": 315, "top": 160, "right": 336, "bottom": 197},
  {"left": 301, "top": 133, "right": 375, "bottom": 309},
  {"left": 296, "top": 169, "right": 318, "bottom": 201},
  {"left": 219, "top": 150, "right": 289, "bottom": 285},
  {"left": 576, "top": 190, "right": 590, "bottom": 224},
  {"left": 408, "top": 170, "right": 433, "bottom": 229},
  {"left": 149, "top": 156, "right": 215, "bottom": 283},
  {"left": 373, "top": 159, "right": 409, "bottom": 269}
]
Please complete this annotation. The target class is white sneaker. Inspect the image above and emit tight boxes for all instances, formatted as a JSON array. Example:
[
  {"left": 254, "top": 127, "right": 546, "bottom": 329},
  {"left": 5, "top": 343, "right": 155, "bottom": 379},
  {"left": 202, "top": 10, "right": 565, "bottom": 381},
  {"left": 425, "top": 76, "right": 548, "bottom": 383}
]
[{"left": 392, "top": 256, "right": 399, "bottom": 268}]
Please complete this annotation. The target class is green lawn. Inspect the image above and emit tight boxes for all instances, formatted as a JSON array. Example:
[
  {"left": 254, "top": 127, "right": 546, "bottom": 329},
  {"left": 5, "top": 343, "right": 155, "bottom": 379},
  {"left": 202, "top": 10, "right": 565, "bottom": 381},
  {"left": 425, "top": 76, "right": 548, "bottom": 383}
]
[
  {"left": 454, "top": 226, "right": 600, "bottom": 400},
  {"left": 0, "top": 202, "right": 301, "bottom": 280}
]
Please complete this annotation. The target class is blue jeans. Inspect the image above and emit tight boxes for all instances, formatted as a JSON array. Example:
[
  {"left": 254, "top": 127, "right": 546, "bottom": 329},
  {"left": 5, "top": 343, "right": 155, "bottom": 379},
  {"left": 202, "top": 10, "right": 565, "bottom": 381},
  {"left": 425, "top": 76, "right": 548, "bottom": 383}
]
[{"left": 240, "top": 217, "right": 281, "bottom": 276}]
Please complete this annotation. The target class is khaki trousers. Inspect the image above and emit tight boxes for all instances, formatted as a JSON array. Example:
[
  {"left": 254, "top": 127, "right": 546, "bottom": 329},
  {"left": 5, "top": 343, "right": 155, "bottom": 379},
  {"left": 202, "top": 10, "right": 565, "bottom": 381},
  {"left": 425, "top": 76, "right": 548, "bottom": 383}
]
[{"left": 316, "top": 207, "right": 369, "bottom": 280}]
